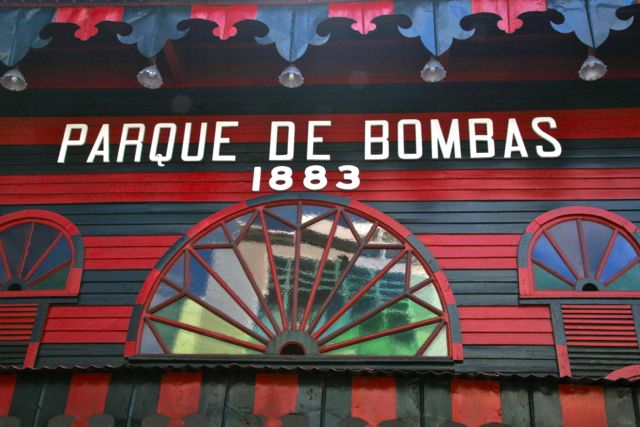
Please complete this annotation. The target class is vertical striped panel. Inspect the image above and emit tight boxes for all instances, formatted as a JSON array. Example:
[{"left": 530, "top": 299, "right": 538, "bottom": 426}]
[
  {"left": 0, "top": 304, "right": 37, "bottom": 342},
  {"left": 351, "top": 376, "right": 397, "bottom": 426},
  {"left": 451, "top": 379, "right": 502, "bottom": 425},
  {"left": 563, "top": 305, "right": 638, "bottom": 347},
  {"left": 559, "top": 384, "right": 607, "bottom": 427},
  {"left": 157, "top": 372, "right": 202, "bottom": 427},
  {"left": 65, "top": 373, "right": 111, "bottom": 426},
  {"left": 253, "top": 373, "right": 298, "bottom": 426}
]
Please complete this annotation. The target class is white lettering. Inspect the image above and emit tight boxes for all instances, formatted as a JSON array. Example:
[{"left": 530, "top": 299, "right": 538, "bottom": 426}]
[
  {"left": 269, "top": 121, "right": 295, "bottom": 161},
  {"left": 117, "top": 124, "right": 145, "bottom": 163},
  {"left": 87, "top": 124, "right": 110, "bottom": 163},
  {"left": 150, "top": 123, "right": 177, "bottom": 167},
  {"left": 58, "top": 124, "right": 88, "bottom": 163},
  {"left": 181, "top": 122, "right": 208, "bottom": 162},
  {"left": 532, "top": 117, "right": 562, "bottom": 158},
  {"left": 431, "top": 119, "right": 461, "bottom": 159},
  {"left": 364, "top": 120, "right": 389, "bottom": 160},
  {"left": 469, "top": 118, "right": 495, "bottom": 159},
  {"left": 504, "top": 118, "right": 528, "bottom": 158},
  {"left": 212, "top": 121, "right": 238, "bottom": 161},
  {"left": 397, "top": 119, "right": 422, "bottom": 160},
  {"left": 306, "top": 121, "right": 332, "bottom": 161}
]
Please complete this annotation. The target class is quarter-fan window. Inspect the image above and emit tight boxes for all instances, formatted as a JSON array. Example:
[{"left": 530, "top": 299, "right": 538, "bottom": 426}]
[
  {"left": 520, "top": 207, "right": 640, "bottom": 298},
  {"left": 0, "top": 210, "right": 83, "bottom": 297},
  {"left": 138, "top": 199, "right": 452, "bottom": 359}
]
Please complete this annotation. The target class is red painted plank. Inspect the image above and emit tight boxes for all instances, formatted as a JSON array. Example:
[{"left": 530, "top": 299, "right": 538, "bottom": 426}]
[
  {"left": 351, "top": 376, "right": 397, "bottom": 427},
  {"left": 556, "top": 344, "right": 572, "bottom": 377},
  {"left": 559, "top": 384, "right": 607, "bottom": 427},
  {"left": 45, "top": 318, "right": 129, "bottom": 331},
  {"left": 85, "top": 247, "right": 169, "bottom": 260},
  {"left": 439, "top": 258, "right": 517, "bottom": 269},
  {"left": 462, "top": 332, "right": 554, "bottom": 345},
  {"left": 47, "top": 306, "right": 133, "bottom": 318},
  {"left": 253, "top": 373, "right": 298, "bottom": 427},
  {"left": 418, "top": 234, "right": 521, "bottom": 246},
  {"left": 157, "top": 372, "right": 202, "bottom": 427},
  {"left": 428, "top": 246, "right": 516, "bottom": 258},
  {"left": 460, "top": 319, "right": 553, "bottom": 333},
  {"left": 85, "top": 259, "right": 157, "bottom": 270},
  {"left": 458, "top": 306, "right": 551, "bottom": 319},
  {"left": 65, "top": 373, "right": 111, "bottom": 426},
  {"left": 41, "top": 331, "right": 128, "bottom": 344},
  {"left": 85, "top": 235, "right": 180, "bottom": 247},
  {"left": 0, "top": 374, "right": 17, "bottom": 416},
  {"left": 451, "top": 379, "right": 502, "bottom": 425}
]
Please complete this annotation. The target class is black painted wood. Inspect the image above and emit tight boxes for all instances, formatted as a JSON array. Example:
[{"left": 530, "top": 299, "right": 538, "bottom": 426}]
[
  {"left": 604, "top": 387, "right": 637, "bottom": 427},
  {"left": 530, "top": 383, "right": 562, "bottom": 427},
  {"left": 323, "top": 375, "right": 352, "bottom": 427},
  {"left": 500, "top": 382, "right": 531, "bottom": 427},
  {"left": 422, "top": 378, "right": 450, "bottom": 427},
  {"left": 295, "top": 374, "right": 323, "bottom": 427}
]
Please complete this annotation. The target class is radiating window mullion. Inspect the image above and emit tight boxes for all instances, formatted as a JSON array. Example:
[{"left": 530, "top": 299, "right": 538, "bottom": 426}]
[
  {"left": 24, "top": 232, "right": 63, "bottom": 281},
  {"left": 0, "top": 239, "right": 12, "bottom": 279},
  {"left": 576, "top": 219, "right": 590, "bottom": 277},
  {"left": 259, "top": 209, "right": 289, "bottom": 330},
  {"left": 543, "top": 229, "right": 582, "bottom": 280},
  {"left": 291, "top": 202, "right": 302, "bottom": 328},
  {"left": 406, "top": 287, "right": 443, "bottom": 315},
  {"left": 17, "top": 223, "right": 35, "bottom": 278},
  {"left": 596, "top": 230, "right": 619, "bottom": 279},
  {"left": 146, "top": 319, "right": 170, "bottom": 354},
  {"left": 341, "top": 211, "right": 363, "bottom": 245},
  {"left": 415, "top": 321, "right": 446, "bottom": 356},
  {"left": 531, "top": 259, "right": 576, "bottom": 287},
  {"left": 148, "top": 289, "right": 186, "bottom": 315},
  {"left": 602, "top": 257, "right": 640, "bottom": 287},
  {"left": 26, "top": 259, "right": 71, "bottom": 289}
]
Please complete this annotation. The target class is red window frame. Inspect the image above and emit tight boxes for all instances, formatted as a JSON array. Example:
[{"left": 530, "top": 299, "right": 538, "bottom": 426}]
[
  {"left": 0, "top": 210, "right": 83, "bottom": 298},
  {"left": 519, "top": 206, "right": 640, "bottom": 298}
]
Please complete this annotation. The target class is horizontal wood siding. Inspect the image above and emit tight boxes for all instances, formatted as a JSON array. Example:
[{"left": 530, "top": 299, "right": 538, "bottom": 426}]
[
  {"left": 562, "top": 305, "right": 639, "bottom": 348},
  {"left": 459, "top": 306, "right": 553, "bottom": 345},
  {"left": 568, "top": 347, "right": 640, "bottom": 378},
  {"left": 36, "top": 344, "right": 126, "bottom": 368},
  {"left": 457, "top": 345, "right": 558, "bottom": 374},
  {"left": 42, "top": 306, "right": 133, "bottom": 344},
  {"left": 0, "top": 305, "right": 37, "bottom": 342},
  {"left": 84, "top": 236, "right": 180, "bottom": 270}
]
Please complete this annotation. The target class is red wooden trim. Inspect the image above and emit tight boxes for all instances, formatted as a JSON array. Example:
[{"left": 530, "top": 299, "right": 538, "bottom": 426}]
[
  {"left": 191, "top": 5, "right": 258, "bottom": 40},
  {"left": 24, "top": 232, "right": 64, "bottom": 281},
  {"left": 65, "top": 373, "right": 111, "bottom": 423},
  {"left": 54, "top": 7, "right": 124, "bottom": 41},
  {"left": 460, "top": 319, "right": 552, "bottom": 333},
  {"left": 45, "top": 318, "right": 130, "bottom": 331},
  {"left": 328, "top": 1, "right": 394, "bottom": 35},
  {"left": 605, "top": 365, "right": 640, "bottom": 381},
  {"left": 458, "top": 306, "right": 551, "bottom": 319},
  {"left": 253, "top": 373, "right": 298, "bottom": 424},
  {"left": 440, "top": 258, "right": 517, "bottom": 269},
  {"left": 41, "top": 331, "right": 128, "bottom": 344},
  {"left": 555, "top": 344, "right": 572, "bottom": 377},
  {"left": 17, "top": 223, "right": 34, "bottom": 279},
  {"left": 419, "top": 234, "right": 521, "bottom": 246},
  {"left": 351, "top": 376, "right": 397, "bottom": 426},
  {"left": 259, "top": 209, "right": 288, "bottom": 330},
  {"left": 47, "top": 306, "right": 133, "bottom": 318},
  {"left": 85, "top": 235, "right": 180, "bottom": 247},
  {"left": 526, "top": 207, "right": 639, "bottom": 235},
  {"left": 451, "top": 379, "right": 502, "bottom": 425},
  {"left": 559, "top": 384, "right": 607, "bottom": 427},
  {"left": 462, "top": 332, "right": 554, "bottom": 345},
  {"left": 157, "top": 372, "right": 202, "bottom": 426},
  {"left": 0, "top": 374, "right": 17, "bottom": 416}
]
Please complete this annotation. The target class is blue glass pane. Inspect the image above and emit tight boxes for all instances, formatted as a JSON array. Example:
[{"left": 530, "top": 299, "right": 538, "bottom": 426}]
[
  {"left": 607, "top": 263, "right": 640, "bottom": 291},
  {"left": 29, "top": 238, "right": 71, "bottom": 284},
  {"left": 196, "top": 227, "right": 229, "bottom": 245},
  {"left": 150, "top": 282, "right": 181, "bottom": 309},
  {"left": 345, "top": 212, "right": 374, "bottom": 241},
  {"left": 600, "top": 235, "right": 638, "bottom": 283},
  {"left": 548, "top": 221, "right": 584, "bottom": 278},
  {"left": 165, "top": 254, "right": 185, "bottom": 288},
  {"left": 0, "top": 223, "right": 30, "bottom": 277},
  {"left": 23, "top": 224, "right": 59, "bottom": 277},
  {"left": 265, "top": 215, "right": 296, "bottom": 322},
  {"left": 140, "top": 323, "right": 164, "bottom": 354},
  {"left": 225, "top": 213, "right": 253, "bottom": 241},
  {"left": 582, "top": 221, "right": 613, "bottom": 276},
  {"left": 532, "top": 235, "right": 575, "bottom": 282},
  {"left": 267, "top": 205, "right": 298, "bottom": 225},
  {"left": 301, "top": 205, "right": 332, "bottom": 225}
]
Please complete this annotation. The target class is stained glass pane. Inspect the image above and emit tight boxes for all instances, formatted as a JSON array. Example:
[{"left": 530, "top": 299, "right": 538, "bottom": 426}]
[
  {"left": 225, "top": 213, "right": 253, "bottom": 241},
  {"left": 320, "top": 253, "right": 407, "bottom": 338},
  {"left": 307, "top": 216, "right": 359, "bottom": 326},
  {"left": 29, "top": 238, "right": 72, "bottom": 283},
  {"left": 325, "top": 298, "right": 437, "bottom": 346},
  {"left": 600, "top": 235, "right": 638, "bottom": 283},
  {"left": 582, "top": 221, "right": 613, "bottom": 276},
  {"left": 606, "top": 263, "right": 640, "bottom": 290},
  {"left": 297, "top": 214, "right": 335, "bottom": 325},
  {"left": 533, "top": 265, "right": 571, "bottom": 290},
  {"left": 413, "top": 284, "right": 442, "bottom": 311},
  {"left": 186, "top": 251, "right": 267, "bottom": 338},
  {"left": 150, "top": 282, "right": 181, "bottom": 309},
  {"left": 323, "top": 323, "right": 437, "bottom": 356},
  {"left": 0, "top": 223, "right": 30, "bottom": 276},
  {"left": 532, "top": 235, "right": 575, "bottom": 282},
  {"left": 155, "top": 297, "right": 262, "bottom": 345},
  {"left": 422, "top": 327, "right": 448, "bottom": 357},
  {"left": 409, "top": 256, "right": 430, "bottom": 288},
  {"left": 313, "top": 248, "right": 401, "bottom": 333},
  {"left": 345, "top": 212, "right": 374, "bottom": 240},
  {"left": 152, "top": 321, "right": 260, "bottom": 355},
  {"left": 266, "top": 215, "right": 296, "bottom": 323},
  {"left": 23, "top": 224, "right": 60, "bottom": 276},
  {"left": 196, "top": 227, "right": 229, "bottom": 245},
  {"left": 368, "top": 227, "right": 401, "bottom": 245},
  {"left": 165, "top": 254, "right": 185, "bottom": 288},
  {"left": 31, "top": 265, "right": 69, "bottom": 290},
  {"left": 548, "top": 221, "right": 584, "bottom": 277},
  {"left": 267, "top": 205, "right": 298, "bottom": 225},
  {"left": 196, "top": 249, "right": 274, "bottom": 334},
  {"left": 301, "top": 205, "right": 332, "bottom": 225},
  {"left": 0, "top": 258, "right": 6, "bottom": 284},
  {"left": 238, "top": 217, "right": 281, "bottom": 330},
  {"left": 140, "top": 324, "right": 164, "bottom": 354}
]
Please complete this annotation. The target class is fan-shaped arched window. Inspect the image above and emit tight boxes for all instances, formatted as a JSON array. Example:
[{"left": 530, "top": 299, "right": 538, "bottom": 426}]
[
  {"left": 0, "top": 210, "right": 83, "bottom": 297},
  {"left": 136, "top": 197, "right": 456, "bottom": 359},
  {"left": 519, "top": 207, "right": 640, "bottom": 298}
]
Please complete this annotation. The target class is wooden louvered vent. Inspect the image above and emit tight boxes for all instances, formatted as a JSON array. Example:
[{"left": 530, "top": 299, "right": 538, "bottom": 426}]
[
  {"left": 0, "top": 304, "right": 37, "bottom": 366},
  {"left": 563, "top": 305, "right": 640, "bottom": 377}
]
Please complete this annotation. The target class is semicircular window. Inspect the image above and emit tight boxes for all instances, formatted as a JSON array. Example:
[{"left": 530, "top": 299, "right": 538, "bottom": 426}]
[
  {"left": 531, "top": 217, "right": 640, "bottom": 292},
  {"left": 0, "top": 211, "right": 81, "bottom": 295},
  {"left": 139, "top": 200, "right": 451, "bottom": 358}
]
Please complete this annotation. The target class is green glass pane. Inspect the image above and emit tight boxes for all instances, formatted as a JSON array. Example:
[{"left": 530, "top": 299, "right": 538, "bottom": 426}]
[
  {"left": 267, "top": 204, "right": 298, "bottom": 225},
  {"left": 307, "top": 216, "right": 359, "bottom": 328},
  {"left": 345, "top": 212, "right": 374, "bottom": 241},
  {"left": 324, "top": 323, "right": 437, "bottom": 356},
  {"left": 238, "top": 216, "right": 281, "bottom": 330},
  {"left": 187, "top": 252, "right": 267, "bottom": 338},
  {"left": 313, "top": 248, "right": 401, "bottom": 333},
  {"left": 196, "top": 227, "right": 229, "bottom": 245},
  {"left": 150, "top": 282, "right": 180, "bottom": 309},
  {"left": 412, "top": 284, "right": 442, "bottom": 311},
  {"left": 297, "top": 214, "right": 335, "bottom": 326},
  {"left": 165, "top": 254, "right": 185, "bottom": 288},
  {"left": 409, "top": 256, "right": 430, "bottom": 288},
  {"left": 30, "top": 265, "right": 69, "bottom": 290},
  {"left": 606, "top": 263, "right": 640, "bottom": 290},
  {"left": 301, "top": 204, "right": 332, "bottom": 225},
  {"left": 225, "top": 213, "right": 253, "bottom": 241},
  {"left": 155, "top": 297, "right": 261, "bottom": 345},
  {"left": 368, "top": 226, "right": 401, "bottom": 245},
  {"left": 320, "top": 253, "right": 407, "bottom": 338},
  {"left": 265, "top": 214, "right": 296, "bottom": 323},
  {"left": 140, "top": 323, "right": 164, "bottom": 354},
  {"left": 326, "top": 298, "right": 437, "bottom": 346},
  {"left": 533, "top": 265, "right": 572, "bottom": 290},
  {"left": 422, "top": 327, "right": 448, "bottom": 357},
  {"left": 152, "top": 320, "right": 260, "bottom": 355}
]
